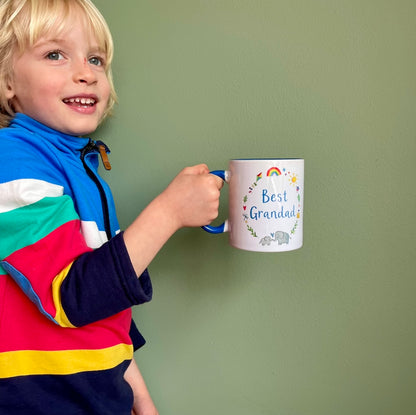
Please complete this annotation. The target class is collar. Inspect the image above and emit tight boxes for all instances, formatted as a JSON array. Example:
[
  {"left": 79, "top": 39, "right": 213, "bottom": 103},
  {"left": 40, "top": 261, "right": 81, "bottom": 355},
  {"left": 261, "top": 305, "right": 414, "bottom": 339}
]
[{"left": 9, "top": 113, "right": 90, "bottom": 151}]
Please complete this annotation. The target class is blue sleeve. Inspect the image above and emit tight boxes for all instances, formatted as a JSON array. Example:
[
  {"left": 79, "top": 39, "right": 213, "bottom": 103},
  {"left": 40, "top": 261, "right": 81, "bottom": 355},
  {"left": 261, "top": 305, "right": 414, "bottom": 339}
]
[{"left": 61, "top": 232, "right": 152, "bottom": 327}]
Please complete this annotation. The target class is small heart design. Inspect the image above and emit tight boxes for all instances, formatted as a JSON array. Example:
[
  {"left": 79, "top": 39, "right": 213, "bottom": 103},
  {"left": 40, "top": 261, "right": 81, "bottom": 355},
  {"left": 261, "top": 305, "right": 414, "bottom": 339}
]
[{"left": 243, "top": 206, "right": 247, "bottom": 210}]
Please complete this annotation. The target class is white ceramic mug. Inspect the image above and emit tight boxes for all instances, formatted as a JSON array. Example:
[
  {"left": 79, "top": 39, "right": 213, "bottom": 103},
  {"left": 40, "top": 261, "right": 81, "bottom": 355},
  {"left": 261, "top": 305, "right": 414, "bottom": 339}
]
[{"left": 203, "top": 159, "right": 304, "bottom": 252}]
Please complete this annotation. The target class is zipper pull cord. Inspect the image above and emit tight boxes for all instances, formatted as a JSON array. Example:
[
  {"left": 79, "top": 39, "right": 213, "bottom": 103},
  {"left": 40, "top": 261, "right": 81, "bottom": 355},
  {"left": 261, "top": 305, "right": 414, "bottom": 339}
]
[{"left": 98, "top": 144, "right": 112, "bottom": 170}]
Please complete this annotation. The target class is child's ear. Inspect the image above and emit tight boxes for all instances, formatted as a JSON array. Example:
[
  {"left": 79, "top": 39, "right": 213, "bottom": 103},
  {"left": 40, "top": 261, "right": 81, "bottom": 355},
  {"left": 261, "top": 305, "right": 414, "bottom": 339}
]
[{"left": 5, "top": 80, "right": 15, "bottom": 100}]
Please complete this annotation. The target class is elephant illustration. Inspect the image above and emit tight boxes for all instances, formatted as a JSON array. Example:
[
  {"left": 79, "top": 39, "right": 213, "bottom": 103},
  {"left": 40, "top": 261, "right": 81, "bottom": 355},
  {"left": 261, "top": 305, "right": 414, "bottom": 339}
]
[
  {"left": 259, "top": 231, "right": 290, "bottom": 246},
  {"left": 275, "top": 231, "right": 290, "bottom": 245},
  {"left": 259, "top": 235, "right": 273, "bottom": 246}
]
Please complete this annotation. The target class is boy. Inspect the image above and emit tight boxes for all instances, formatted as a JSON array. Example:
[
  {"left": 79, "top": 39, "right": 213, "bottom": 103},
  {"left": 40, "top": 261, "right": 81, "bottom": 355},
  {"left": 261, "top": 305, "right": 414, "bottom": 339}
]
[{"left": 0, "top": 1, "right": 222, "bottom": 414}]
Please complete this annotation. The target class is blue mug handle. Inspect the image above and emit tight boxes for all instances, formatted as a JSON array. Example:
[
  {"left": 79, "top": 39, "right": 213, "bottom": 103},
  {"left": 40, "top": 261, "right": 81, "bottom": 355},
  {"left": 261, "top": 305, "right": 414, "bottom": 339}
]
[{"left": 202, "top": 170, "right": 230, "bottom": 234}]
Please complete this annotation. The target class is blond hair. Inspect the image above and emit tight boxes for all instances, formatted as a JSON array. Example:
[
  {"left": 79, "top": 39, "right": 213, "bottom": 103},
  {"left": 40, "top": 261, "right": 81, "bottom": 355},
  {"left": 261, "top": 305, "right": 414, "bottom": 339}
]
[{"left": 0, "top": 0, "right": 117, "bottom": 128}]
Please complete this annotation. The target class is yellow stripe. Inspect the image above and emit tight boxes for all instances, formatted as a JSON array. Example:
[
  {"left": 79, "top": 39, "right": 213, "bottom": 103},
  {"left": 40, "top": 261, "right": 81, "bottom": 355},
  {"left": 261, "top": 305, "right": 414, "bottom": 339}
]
[
  {"left": 52, "top": 263, "right": 76, "bottom": 328},
  {"left": 0, "top": 343, "right": 133, "bottom": 378}
]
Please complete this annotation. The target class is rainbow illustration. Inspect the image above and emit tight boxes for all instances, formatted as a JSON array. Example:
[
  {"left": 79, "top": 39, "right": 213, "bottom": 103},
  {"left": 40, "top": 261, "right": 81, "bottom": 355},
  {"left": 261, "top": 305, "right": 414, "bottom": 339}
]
[{"left": 266, "top": 167, "right": 282, "bottom": 177}]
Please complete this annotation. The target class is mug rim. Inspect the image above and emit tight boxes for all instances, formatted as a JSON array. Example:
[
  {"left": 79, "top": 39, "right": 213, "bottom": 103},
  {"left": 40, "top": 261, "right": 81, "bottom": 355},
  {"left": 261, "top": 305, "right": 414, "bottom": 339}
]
[{"left": 230, "top": 158, "right": 304, "bottom": 161}]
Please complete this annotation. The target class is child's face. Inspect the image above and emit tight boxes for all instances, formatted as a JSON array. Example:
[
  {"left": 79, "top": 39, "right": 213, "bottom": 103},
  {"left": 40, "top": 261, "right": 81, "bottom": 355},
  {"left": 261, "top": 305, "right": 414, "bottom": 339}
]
[{"left": 6, "top": 12, "right": 111, "bottom": 136}]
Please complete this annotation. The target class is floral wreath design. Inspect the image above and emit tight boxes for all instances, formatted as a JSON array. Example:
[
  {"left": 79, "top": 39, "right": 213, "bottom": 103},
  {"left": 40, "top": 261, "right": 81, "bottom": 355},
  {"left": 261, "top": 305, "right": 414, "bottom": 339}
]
[{"left": 241, "top": 168, "right": 302, "bottom": 247}]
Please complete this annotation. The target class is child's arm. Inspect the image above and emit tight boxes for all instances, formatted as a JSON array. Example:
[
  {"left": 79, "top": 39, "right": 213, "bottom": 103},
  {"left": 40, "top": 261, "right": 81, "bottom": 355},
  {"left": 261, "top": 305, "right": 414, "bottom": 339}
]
[
  {"left": 124, "top": 358, "right": 159, "bottom": 415},
  {"left": 0, "top": 157, "right": 220, "bottom": 327},
  {"left": 123, "top": 164, "right": 223, "bottom": 277}
]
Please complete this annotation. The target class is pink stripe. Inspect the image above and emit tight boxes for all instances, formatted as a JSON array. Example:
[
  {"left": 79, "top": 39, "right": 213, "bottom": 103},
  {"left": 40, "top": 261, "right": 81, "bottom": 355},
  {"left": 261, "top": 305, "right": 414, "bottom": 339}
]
[
  {"left": 0, "top": 279, "right": 132, "bottom": 352},
  {"left": 3, "top": 220, "right": 91, "bottom": 317}
]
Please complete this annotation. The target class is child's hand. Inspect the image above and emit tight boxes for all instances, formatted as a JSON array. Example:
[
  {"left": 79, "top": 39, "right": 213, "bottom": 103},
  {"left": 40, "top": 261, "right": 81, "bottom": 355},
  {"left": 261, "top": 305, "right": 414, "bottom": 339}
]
[{"left": 160, "top": 164, "right": 223, "bottom": 231}]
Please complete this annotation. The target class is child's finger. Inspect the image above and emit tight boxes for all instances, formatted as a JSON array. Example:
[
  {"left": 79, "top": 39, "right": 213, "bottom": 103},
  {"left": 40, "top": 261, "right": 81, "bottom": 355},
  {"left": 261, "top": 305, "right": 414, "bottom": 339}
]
[
  {"left": 209, "top": 173, "right": 224, "bottom": 189},
  {"left": 182, "top": 164, "right": 209, "bottom": 175}
]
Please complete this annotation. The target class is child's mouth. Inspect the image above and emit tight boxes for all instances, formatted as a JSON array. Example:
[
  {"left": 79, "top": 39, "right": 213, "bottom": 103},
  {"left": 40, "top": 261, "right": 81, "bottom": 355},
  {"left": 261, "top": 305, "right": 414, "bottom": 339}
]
[{"left": 63, "top": 97, "right": 96, "bottom": 108}]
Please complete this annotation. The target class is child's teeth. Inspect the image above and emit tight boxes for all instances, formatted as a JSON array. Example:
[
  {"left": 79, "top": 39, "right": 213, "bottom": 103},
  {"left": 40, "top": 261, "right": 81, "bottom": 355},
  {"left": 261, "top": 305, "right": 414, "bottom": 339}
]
[{"left": 64, "top": 98, "right": 95, "bottom": 105}]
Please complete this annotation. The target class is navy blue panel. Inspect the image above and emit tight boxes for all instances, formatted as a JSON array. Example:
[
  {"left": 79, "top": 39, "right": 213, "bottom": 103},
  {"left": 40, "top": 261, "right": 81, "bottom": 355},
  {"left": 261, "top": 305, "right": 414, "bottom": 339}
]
[{"left": 0, "top": 361, "right": 133, "bottom": 415}]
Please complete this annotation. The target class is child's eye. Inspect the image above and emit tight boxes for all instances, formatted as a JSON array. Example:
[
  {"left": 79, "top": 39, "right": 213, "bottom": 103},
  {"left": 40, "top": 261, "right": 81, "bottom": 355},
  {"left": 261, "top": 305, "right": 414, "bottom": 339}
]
[
  {"left": 46, "top": 50, "right": 64, "bottom": 60},
  {"left": 89, "top": 56, "right": 105, "bottom": 66}
]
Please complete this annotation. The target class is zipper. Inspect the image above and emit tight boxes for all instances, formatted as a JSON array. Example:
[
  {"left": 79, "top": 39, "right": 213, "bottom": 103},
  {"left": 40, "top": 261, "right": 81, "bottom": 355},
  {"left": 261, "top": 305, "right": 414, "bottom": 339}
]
[{"left": 80, "top": 139, "right": 112, "bottom": 241}]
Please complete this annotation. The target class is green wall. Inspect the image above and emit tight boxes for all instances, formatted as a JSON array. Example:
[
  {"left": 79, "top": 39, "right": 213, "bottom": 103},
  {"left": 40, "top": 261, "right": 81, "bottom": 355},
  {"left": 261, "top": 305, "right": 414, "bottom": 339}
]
[{"left": 92, "top": 1, "right": 416, "bottom": 414}]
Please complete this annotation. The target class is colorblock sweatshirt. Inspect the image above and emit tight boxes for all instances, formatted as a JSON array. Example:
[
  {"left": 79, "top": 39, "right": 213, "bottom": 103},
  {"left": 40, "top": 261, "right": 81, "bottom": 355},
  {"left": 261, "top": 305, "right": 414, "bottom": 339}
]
[{"left": 0, "top": 113, "right": 153, "bottom": 415}]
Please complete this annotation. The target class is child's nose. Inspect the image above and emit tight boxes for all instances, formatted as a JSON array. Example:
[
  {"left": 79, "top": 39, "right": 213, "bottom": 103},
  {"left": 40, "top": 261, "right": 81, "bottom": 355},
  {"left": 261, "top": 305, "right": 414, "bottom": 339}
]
[{"left": 73, "top": 58, "right": 97, "bottom": 84}]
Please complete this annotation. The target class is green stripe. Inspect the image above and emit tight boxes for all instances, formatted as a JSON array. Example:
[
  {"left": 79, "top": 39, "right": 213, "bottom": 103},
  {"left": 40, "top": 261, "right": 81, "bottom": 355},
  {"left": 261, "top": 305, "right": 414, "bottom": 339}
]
[{"left": 0, "top": 196, "right": 79, "bottom": 261}]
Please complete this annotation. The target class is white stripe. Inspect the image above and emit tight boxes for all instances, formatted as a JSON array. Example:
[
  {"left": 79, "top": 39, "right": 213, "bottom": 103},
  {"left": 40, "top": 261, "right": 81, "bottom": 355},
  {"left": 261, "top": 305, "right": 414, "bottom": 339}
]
[
  {"left": 80, "top": 220, "right": 108, "bottom": 248},
  {"left": 0, "top": 179, "right": 63, "bottom": 213}
]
